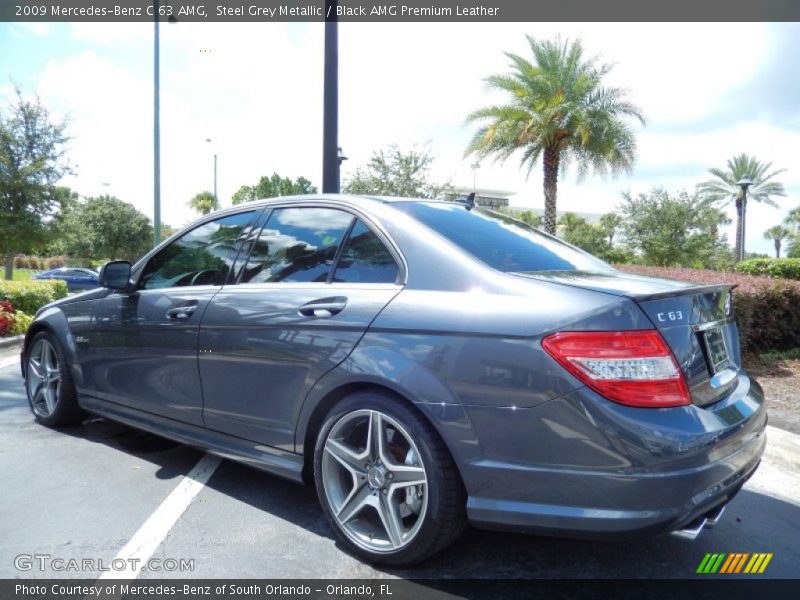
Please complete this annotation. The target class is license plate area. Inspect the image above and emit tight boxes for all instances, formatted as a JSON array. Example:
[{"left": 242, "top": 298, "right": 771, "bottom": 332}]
[{"left": 703, "top": 327, "right": 731, "bottom": 374}]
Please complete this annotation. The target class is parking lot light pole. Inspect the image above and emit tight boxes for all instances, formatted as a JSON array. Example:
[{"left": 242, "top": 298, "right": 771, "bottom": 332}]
[
  {"left": 206, "top": 138, "right": 218, "bottom": 208},
  {"left": 737, "top": 175, "right": 752, "bottom": 262},
  {"left": 322, "top": 0, "right": 339, "bottom": 193},
  {"left": 153, "top": 2, "right": 176, "bottom": 246},
  {"left": 153, "top": 0, "right": 161, "bottom": 245}
]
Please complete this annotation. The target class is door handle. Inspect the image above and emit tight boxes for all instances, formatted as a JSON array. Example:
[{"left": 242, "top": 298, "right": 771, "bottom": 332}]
[
  {"left": 166, "top": 305, "right": 198, "bottom": 320},
  {"left": 298, "top": 297, "right": 347, "bottom": 318}
]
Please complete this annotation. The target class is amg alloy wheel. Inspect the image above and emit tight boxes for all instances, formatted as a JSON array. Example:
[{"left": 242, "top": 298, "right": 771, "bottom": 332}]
[
  {"left": 25, "top": 332, "right": 82, "bottom": 427},
  {"left": 314, "top": 392, "right": 466, "bottom": 566},
  {"left": 322, "top": 409, "right": 429, "bottom": 553}
]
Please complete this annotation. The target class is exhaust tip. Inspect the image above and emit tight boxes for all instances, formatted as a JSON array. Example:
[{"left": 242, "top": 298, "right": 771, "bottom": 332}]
[
  {"left": 672, "top": 517, "right": 708, "bottom": 540},
  {"left": 705, "top": 505, "right": 725, "bottom": 527},
  {"left": 671, "top": 504, "right": 727, "bottom": 540}
]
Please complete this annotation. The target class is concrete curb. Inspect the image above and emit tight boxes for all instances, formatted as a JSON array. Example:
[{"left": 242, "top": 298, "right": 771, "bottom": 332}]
[{"left": 0, "top": 335, "right": 24, "bottom": 350}]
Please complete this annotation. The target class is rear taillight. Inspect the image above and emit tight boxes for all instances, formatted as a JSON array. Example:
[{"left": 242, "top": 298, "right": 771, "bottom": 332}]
[{"left": 541, "top": 330, "right": 690, "bottom": 408}]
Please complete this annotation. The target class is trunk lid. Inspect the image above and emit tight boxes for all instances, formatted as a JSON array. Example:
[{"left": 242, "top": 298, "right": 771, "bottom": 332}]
[{"left": 513, "top": 270, "right": 739, "bottom": 407}]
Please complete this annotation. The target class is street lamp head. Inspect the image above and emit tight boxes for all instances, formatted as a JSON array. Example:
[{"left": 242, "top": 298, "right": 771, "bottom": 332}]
[
  {"left": 471, "top": 162, "right": 481, "bottom": 170},
  {"left": 337, "top": 147, "right": 348, "bottom": 164},
  {"left": 737, "top": 176, "right": 753, "bottom": 190}
]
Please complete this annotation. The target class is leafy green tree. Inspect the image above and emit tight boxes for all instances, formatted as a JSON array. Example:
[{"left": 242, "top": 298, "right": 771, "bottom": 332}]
[
  {"left": 517, "top": 210, "right": 542, "bottom": 228},
  {"left": 557, "top": 212, "right": 625, "bottom": 261},
  {"left": 785, "top": 207, "right": 800, "bottom": 258},
  {"left": 61, "top": 195, "right": 153, "bottom": 262},
  {"left": 598, "top": 213, "right": 623, "bottom": 246},
  {"left": 188, "top": 190, "right": 217, "bottom": 215},
  {"left": 465, "top": 36, "right": 644, "bottom": 235},
  {"left": 697, "top": 154, "right": 786, "bottom": 259},
  {"left": 342, "top": 145, "right": 451, "bottom": 198},
  {"left": 0, "top": 88, "right": 71, "bottom": 279},
  {"left": 763, "top": 225, "right": 792, "bottom": 258},
  {"left": 557, "top": 212, "right": 587, "bottom": 237},
  {"left": 231, "top": 173, "right": 316, "bottom": 204},
  {"left": 619, "top": 189, "right": 731, "bottom": 268}
]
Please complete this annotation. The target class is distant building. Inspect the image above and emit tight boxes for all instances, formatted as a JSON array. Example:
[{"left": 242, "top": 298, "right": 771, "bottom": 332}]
[{"left": 444, "top": 187, "right": 514, "bottom": 210}]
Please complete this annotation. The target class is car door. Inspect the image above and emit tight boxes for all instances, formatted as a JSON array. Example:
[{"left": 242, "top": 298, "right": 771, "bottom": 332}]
[
  {"left": 198, "top": 206, "right": 403, "bottom": 451},
  {"left": 83, "top": 210, "right": 259, "bottom": 425}
]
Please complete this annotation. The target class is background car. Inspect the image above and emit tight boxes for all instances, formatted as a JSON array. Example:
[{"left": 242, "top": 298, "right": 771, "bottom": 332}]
[
  {"left": 21, "top": 195, "right": 765, "bottom": 566},
  {"left": 32, "top": 267, "right": 99, "bottom": 292}
]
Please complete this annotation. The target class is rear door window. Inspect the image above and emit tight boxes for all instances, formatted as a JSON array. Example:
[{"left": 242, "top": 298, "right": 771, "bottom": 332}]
[
  {"left": 240, "top": 207, "right": 353, "bottom": 283},
  {"left": 332, "top": 220, "right": 399, "bottom": 284}
]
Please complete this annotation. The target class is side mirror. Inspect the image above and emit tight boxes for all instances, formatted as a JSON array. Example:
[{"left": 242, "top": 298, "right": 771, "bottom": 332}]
[{"left": 99, "top": 261, "right": 132, "bottom": 291}]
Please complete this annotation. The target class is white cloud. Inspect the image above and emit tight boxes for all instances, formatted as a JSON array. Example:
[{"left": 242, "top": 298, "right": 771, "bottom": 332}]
[{"left": 6, "top": 21, "right": 796, "bottom": 255}]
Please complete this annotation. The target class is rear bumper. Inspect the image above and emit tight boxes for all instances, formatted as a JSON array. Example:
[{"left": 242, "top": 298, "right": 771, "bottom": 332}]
[{"left": 458, "top": 373, "right": 767, "bottom": 538}]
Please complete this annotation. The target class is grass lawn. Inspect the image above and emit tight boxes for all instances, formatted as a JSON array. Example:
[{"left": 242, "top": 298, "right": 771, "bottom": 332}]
[{"left": 10, "top": 269, "right": 35, "bottom": 281}]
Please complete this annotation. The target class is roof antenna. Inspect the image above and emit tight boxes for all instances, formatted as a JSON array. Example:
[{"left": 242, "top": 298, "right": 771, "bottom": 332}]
[{"left": 464, "top": 192, "right": 475, "bottom": 211}]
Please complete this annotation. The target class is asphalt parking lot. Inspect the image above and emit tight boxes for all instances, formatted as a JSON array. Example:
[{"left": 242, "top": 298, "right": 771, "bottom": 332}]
[{"left": 1, "top": 351, "right": 798, "bottom": 581}]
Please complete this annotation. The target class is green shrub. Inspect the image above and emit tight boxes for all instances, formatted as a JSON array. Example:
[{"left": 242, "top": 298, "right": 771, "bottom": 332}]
[
  {"left": 735, "top": 258, "right": 800, "bottom": 280},
  {"left": 618, "top": 264, "right": 800, "bottom": 355},
  {"left": 10, "top": 310, "right": 33, "bottom": 336},
  {"left": 0, "top": 280, "right": 69, "bottom": 315}
]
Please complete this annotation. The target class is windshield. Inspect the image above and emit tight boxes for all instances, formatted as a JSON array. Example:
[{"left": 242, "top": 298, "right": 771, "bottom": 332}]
[{"left": 397, "top": 202, "right": 614, "bottom": 273}]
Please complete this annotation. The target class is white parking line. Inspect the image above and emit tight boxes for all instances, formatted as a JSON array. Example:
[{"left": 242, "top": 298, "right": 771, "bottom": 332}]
[
  {"left": 0, "top": 356, "right": 19, "bottom": 370},
  {"left": 99, "top": 453, "right": 222, "bottom": 580}
]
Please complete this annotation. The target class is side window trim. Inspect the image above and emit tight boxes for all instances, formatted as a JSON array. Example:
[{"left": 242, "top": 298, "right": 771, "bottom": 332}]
[
  {"left": 326, "top": 216, "right": 358, "bottom": 284},
  {"left": 229, "top": 207, "right": 272, "bottom": 286}
]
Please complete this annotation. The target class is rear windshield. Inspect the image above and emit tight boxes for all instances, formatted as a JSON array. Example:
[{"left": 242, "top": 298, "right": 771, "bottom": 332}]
[{"left": 397, "top": 202, "right": 613, "bottom": 273}]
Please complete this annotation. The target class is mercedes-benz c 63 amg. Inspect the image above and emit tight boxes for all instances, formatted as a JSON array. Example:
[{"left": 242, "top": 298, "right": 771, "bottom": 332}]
[{"left": 22, "top": 195, "right": 766, "bottom": 565}]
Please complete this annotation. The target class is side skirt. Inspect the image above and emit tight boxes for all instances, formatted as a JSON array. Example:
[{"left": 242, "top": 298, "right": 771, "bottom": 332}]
[{"left": 79, "top": 395, "right": 305, "bottom": 484}]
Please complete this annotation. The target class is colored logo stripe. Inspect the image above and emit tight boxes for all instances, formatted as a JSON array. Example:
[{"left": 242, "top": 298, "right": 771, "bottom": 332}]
[
  {"left": 697, "top": 553, "right": 726, "bottom": 573},
  {"left": 697, "top": 553, "right": 773, "bottom": 574},
  {"left": 744, "top": 553, "right": 773, "bottom": 574}
]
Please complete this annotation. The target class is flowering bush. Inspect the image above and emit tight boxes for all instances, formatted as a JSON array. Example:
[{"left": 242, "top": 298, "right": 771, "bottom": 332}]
[
  {"left": 617, "top": 264, "right": 800, "bottom": 355},
  {"left": 0, "top": 300, "right": 17, "bottom": 337}
]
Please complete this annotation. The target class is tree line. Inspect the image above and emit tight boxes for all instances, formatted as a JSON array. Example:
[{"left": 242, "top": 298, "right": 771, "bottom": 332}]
[{"left": 2, "top": 34, "right": 795, "bottom": 280}]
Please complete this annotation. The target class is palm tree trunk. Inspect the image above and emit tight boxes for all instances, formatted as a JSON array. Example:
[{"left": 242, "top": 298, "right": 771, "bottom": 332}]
[
  {"left": 775, "top": 240, "right": 781, "bottom": 258},
  {"left": 734, "top": 195, "right": 743, "bottom": 261},
  {"left": 543, "top": 147, "right": 559, "bottom": 235}
]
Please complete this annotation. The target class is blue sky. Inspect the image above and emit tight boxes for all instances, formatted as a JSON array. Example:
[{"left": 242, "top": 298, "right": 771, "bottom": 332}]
[{"left": 2, "top": 21, "right": 798, "bottom": 255}]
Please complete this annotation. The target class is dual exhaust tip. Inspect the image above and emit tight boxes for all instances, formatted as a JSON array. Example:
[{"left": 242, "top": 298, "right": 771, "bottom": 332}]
[{"left": 671, "top": 505, "right": 726, "bottom": 540}]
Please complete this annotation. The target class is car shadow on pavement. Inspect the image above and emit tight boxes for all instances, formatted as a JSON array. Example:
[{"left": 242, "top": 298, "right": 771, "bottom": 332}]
[{"left": 53, "top": 416, "right": 800, "bottom": 579}]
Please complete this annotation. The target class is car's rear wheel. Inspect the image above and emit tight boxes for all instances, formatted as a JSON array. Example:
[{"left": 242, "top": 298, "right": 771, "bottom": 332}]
[
  {"left": 314, "top": 391, "right": 467, "bottom": 565},
  {"left": 25, "top": 331, "right": 83, "bottom": 427}
]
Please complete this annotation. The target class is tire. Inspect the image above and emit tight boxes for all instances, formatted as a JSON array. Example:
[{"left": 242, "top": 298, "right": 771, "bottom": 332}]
[
  {"left": 25, "top": 331, "right": 83, "bottom": 427},
  {"left": 314, "top": 390, "right": 467, "bottom": 566}
]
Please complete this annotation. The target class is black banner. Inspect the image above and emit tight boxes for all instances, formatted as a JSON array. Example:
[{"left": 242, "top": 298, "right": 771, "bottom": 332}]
[
  {"left": 2, "top": 0, "right": 800, "bottom": 23},
  {"left": 2, "top": 580, "right": 800, "bottom": 600}
]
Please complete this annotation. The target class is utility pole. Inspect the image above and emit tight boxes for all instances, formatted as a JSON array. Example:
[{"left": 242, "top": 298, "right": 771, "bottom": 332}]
[
  {"left": 322, "top": 0, "right": 339, "bottom": 193},
  {"left": 153, "top": 0, "right": 161, "bottom": 245}
]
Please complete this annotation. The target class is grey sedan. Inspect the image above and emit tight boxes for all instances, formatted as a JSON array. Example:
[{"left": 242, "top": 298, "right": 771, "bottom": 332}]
[{"left": 20, "top": 195, "right": 765, "bottom": 566}]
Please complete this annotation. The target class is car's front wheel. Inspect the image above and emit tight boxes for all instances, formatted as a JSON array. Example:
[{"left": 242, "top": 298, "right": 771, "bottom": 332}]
[
  {"left": 25, "top": 331, "right": 83, "bottom": 427},
  {"left": 314, "top": 391, "right": 466, "bottom": 566}
]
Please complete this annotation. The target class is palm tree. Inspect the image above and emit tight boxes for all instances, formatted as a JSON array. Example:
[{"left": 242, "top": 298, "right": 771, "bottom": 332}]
[
  {"left": 785, "top": 206, "right": 800, "bottom": 231},
  {"left": 557, "top": 212, "right": 587, "bottom": 237},
  {"left": 188, "top": 191, "right": 217, "bottom": 215},
  {"left": 763, "top": 225, "right": 792, "bottom": 258},
  {"left": 599, "top": 213, "right": 623, "bottom": 246},
  {"left": 697, "top": 154, "right": 786, "bottom": 259},
  {"left": 465, "top": 36, "right": 644, "bottom": 235}
]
